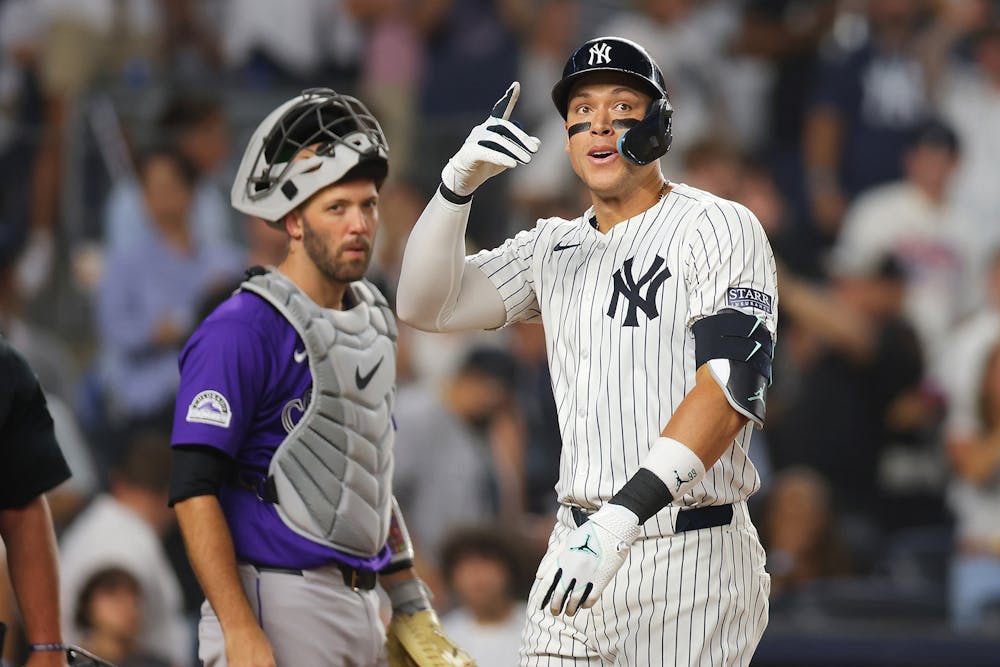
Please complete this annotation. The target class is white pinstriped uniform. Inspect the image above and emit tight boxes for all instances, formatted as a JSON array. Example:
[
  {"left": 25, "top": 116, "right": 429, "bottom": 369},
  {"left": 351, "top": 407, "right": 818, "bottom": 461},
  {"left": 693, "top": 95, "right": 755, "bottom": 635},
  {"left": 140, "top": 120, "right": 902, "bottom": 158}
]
[{"left": 468, "top": 182, "right": 777, "bottom": 666}]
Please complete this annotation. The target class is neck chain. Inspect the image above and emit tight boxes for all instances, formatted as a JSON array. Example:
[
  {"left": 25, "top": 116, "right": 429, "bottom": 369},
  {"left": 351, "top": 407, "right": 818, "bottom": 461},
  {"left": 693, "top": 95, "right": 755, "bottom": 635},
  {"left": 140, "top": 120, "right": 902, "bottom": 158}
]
[
  {"left": 588, "top": 180, "right": 672, "bottom": 230},
  {"left": 657, "top": 180, "right": 670, "bottom": 201}
]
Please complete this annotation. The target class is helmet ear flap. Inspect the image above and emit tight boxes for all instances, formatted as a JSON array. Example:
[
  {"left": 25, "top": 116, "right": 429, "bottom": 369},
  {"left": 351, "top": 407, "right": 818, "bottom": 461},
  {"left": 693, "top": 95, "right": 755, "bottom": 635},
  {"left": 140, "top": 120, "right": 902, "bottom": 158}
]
[{"left": 617, "top": 99, "right": 673, "bottom": 166}]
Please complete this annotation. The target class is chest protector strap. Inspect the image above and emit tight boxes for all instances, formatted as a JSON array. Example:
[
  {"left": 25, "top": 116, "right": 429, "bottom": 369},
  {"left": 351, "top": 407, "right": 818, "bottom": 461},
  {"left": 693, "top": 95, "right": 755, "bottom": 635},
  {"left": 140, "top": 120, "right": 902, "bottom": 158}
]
[{"left": 240, "top": 267, "right": 397, "bottom": 558}]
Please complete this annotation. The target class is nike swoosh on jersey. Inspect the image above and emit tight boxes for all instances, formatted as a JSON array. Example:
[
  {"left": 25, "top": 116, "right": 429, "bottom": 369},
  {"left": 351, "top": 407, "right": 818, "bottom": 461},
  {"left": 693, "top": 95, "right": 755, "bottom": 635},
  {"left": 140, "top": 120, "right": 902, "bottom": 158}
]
[
  {"left": 355, "top": 358, "right": 384, "bottom": 389},
  {"left": 553, "top": 242, "right": 581, "bottom": 252},
  {"left": 293, "top": 348, "right": 307, "bottom": 364}
]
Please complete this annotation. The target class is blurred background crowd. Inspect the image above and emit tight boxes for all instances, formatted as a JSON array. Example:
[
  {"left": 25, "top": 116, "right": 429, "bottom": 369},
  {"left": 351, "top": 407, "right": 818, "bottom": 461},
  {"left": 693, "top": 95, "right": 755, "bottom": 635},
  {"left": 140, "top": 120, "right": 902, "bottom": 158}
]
[{"left": 1, "top": 0, "right": 1000, "bottom": 665}]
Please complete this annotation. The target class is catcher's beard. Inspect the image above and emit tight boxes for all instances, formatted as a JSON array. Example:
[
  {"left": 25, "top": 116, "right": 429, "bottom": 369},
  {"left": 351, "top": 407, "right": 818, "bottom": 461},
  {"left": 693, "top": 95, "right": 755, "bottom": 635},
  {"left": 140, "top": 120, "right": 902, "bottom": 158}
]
[{"left": 300, "top": 212, "right": 372, "bottom": 284}]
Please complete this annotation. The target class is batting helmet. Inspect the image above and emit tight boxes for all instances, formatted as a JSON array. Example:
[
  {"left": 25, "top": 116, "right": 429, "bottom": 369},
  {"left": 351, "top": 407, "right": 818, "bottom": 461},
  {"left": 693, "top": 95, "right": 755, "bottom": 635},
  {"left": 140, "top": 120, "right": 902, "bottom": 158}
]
[
  {"left": 231, "top": 88, "right": 389, "bottom": 225},
  {"left": 551, "top": 36, "right": 668, "bottom": 119}
]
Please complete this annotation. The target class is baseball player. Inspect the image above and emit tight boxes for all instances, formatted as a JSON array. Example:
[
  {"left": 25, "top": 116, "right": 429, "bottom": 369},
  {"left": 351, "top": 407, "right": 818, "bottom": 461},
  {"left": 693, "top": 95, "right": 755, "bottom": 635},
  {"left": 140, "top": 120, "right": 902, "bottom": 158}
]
[
  {"left": 396, "top": 36, "right": 777, "bottom": 665},
  {"left": 168, "top": 89, "right": 473, "bottom": 667}
]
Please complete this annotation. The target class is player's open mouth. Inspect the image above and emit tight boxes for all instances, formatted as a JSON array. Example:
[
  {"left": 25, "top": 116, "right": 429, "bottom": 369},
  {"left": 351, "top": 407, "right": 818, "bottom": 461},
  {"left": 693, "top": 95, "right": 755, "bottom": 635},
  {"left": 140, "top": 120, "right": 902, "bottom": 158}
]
[{"left": 588, "top": 147, "right": 618, "bottom": 163}]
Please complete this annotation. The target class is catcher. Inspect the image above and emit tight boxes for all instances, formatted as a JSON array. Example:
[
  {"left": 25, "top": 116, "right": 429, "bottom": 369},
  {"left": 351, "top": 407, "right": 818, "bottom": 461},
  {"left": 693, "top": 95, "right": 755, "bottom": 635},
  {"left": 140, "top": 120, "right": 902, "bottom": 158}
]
[{"left": 168, "top": 88, "right": 473, "bottom": 667}]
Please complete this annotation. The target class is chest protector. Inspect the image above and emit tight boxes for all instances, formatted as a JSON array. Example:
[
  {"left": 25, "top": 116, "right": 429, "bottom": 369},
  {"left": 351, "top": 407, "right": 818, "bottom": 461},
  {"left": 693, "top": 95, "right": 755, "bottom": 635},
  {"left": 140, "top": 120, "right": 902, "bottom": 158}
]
[{"left": 240, "top": 268, "right": 397, "bottom": 558}]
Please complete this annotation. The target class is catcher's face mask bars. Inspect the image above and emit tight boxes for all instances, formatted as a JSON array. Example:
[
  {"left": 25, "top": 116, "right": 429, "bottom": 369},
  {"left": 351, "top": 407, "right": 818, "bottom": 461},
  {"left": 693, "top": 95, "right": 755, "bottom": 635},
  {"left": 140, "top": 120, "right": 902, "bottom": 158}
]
[{"left": 247, "top": 89, "right": 388, "bottom": 201}]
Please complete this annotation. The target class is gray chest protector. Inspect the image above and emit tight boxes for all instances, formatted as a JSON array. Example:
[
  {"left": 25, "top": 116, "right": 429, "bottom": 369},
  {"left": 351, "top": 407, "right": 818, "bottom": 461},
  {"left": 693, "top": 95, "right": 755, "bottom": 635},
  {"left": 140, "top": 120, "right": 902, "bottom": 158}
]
[{"left": 240, "top": 268, "right": 397, "bottom": 558}]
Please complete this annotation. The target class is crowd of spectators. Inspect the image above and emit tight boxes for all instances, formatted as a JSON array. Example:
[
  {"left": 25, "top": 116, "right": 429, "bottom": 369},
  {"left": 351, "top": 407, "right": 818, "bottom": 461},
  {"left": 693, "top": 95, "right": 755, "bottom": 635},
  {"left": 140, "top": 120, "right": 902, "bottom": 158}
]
[{"left": 2, "top": 0, "right": 1000, "bottom": 664}]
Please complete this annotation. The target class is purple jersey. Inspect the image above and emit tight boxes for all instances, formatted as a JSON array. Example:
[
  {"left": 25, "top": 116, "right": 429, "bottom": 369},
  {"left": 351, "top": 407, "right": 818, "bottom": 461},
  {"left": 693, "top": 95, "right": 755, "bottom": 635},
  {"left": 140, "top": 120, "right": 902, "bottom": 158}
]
[{"left": 171, "top": 290, "right": 391, "bottom": 571}]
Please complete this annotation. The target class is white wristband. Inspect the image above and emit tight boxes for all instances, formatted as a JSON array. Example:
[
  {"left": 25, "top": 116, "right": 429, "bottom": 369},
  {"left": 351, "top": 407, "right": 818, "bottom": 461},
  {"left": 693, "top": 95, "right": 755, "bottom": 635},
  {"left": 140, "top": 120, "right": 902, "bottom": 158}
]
[{"left": 640, "top": 437, "right": 707, "bottom": 499}]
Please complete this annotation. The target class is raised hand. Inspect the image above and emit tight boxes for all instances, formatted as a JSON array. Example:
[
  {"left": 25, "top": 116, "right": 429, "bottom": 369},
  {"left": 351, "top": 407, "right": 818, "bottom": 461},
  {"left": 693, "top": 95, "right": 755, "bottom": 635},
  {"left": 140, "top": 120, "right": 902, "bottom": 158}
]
[{"left": 440, "top": 82, "right": 541, "bottom": 198}]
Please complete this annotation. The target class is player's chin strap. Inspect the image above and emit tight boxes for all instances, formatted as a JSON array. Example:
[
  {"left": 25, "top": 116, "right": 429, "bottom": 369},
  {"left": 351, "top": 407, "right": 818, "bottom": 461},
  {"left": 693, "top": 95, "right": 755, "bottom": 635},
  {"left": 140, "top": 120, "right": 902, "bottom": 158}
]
[{"left": 617, "top": 98, "right": 673, "bottom": 166}]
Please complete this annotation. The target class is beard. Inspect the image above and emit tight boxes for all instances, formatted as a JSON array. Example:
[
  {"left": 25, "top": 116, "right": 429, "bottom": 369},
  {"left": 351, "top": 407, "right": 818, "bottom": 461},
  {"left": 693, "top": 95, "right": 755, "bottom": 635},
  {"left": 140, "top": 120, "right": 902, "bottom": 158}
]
[{"left": 300, "top": 214, "right": 372, "bottom": 284}]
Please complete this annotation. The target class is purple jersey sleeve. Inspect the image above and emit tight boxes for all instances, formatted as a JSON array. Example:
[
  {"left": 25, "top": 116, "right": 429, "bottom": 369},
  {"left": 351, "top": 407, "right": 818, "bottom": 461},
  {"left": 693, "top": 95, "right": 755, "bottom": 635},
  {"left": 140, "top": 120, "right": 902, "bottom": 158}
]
[{"left": 171, "top": 318, "right": 269, "bottom": 458}]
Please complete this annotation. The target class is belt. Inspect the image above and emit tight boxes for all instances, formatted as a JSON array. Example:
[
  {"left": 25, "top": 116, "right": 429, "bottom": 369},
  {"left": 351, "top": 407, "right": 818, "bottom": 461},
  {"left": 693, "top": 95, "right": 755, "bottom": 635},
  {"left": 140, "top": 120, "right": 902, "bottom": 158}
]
[
  {"left": 244, "top": 562, "right": 378, "bottom": 591},
  {"left": 571, "top": 504, "right": 733, "bottom": 533}
]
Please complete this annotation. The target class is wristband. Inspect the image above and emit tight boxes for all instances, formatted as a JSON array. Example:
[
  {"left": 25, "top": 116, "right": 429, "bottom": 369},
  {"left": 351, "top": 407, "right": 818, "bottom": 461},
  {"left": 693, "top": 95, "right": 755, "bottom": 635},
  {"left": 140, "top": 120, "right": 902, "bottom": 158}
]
[
  {"left": 609, "top": 468, "right": 672, "bottom": 523},
  {"left": 30, "top": 643, "right": 67, "bottom": 652},
  {"left": 641, "top": 436, "right": 707, "bottom": 499},
  {"left": 438, "top": 183, "right": 473, "bottom": 205}
]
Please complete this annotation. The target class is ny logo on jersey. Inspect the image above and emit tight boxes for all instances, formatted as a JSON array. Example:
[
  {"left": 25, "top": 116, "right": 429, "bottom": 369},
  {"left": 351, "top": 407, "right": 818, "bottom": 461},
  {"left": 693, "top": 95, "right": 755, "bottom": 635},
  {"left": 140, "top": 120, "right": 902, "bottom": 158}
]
[
  {"left": 588, "top": 42, "right": 612, "bottom": 65},
  {"left": 607, "top": 255, "right": 672, "bottom": 326}
]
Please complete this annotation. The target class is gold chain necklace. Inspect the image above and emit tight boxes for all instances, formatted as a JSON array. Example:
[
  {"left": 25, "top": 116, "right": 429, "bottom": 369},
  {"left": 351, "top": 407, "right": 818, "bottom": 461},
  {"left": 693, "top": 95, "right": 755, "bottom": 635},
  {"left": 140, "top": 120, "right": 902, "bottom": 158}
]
[{"left": 657, "top": 180, "right": 670, "bottom": 201}]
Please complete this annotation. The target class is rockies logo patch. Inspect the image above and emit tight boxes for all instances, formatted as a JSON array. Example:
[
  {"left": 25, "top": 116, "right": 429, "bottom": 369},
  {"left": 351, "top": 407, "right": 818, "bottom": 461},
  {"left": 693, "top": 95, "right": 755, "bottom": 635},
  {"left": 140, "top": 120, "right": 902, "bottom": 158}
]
[{"left": 186, "top": 390, "right": 232, "bottom": 428}]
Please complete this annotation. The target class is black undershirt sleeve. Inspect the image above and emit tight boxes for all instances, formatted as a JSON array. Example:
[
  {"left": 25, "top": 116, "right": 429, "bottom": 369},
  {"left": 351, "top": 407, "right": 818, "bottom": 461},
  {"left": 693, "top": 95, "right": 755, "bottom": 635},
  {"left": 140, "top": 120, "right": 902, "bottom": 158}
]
[{"left": 168, "top": 445, "right": 236, "bottom": 506}]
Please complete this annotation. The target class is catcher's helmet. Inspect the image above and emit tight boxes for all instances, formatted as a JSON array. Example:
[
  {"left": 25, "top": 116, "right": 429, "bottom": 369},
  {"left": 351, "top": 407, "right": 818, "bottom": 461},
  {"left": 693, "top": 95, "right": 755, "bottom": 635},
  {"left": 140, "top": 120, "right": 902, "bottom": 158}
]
[
  {"left": 232, "top": 88, "right": 389, "bottom": 225},
  {"left": 551, "top": 36, "right": 668, "bottom": 119}
]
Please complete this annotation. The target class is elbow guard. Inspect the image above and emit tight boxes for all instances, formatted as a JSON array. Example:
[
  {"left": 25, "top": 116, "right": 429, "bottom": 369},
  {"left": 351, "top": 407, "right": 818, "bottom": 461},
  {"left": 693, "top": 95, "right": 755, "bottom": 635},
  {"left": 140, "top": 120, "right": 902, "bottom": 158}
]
[{"left": 692, "top": 309, "right": 773, "bottom": 427}]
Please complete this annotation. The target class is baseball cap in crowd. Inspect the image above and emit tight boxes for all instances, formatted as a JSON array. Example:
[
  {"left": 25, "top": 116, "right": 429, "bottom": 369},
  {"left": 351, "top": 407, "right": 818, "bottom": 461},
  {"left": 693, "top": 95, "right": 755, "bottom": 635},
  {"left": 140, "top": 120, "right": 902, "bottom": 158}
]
[
  {"left": 458, "top": 346, "right": 518, "bottom": 390},
  {"left": 906, "top": 117, "right": 960, "bottom": 155}
]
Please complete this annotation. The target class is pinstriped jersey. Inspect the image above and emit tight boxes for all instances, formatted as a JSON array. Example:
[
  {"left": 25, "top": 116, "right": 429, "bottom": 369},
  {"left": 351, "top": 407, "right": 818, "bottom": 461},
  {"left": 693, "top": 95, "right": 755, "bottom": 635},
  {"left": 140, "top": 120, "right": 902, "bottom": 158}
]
[{"left": 469, "top": 182, "right": 778, "bottom": 510}]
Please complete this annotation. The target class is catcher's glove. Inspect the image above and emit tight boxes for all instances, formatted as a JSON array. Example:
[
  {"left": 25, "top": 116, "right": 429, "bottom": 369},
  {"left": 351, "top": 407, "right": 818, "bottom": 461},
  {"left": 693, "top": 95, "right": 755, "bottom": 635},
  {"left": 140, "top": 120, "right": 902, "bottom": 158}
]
[{"left": 386, "top": 609, "right": 475, "bottom": 667}]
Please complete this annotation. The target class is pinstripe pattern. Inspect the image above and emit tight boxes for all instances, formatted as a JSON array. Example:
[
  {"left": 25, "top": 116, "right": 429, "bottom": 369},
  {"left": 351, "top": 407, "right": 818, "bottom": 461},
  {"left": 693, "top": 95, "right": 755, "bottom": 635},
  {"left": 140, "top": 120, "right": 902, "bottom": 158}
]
[
  {"left": 520, "top": 505, "right": 769, "bottom": 666},
  {"left": 468, "top": 183, "right": 778, "bottom": 513},
  {"left": 470, "top": 182, "right": 776, "bottom": 664}
]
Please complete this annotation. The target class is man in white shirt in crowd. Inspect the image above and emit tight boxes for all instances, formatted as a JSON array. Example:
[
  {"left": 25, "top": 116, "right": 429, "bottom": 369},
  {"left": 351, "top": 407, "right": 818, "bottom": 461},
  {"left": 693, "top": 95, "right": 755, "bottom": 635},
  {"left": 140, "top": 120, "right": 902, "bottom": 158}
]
[{"left": 59, "top": 431, "right": 189, "bottom": 667}]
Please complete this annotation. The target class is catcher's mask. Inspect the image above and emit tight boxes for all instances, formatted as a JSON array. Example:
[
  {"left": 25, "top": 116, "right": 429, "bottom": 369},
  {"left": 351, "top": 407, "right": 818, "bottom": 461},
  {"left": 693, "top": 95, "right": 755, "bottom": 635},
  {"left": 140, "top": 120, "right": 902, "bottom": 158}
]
[{"left": 232, "top": 88, "right": 389, "bottom": 227}]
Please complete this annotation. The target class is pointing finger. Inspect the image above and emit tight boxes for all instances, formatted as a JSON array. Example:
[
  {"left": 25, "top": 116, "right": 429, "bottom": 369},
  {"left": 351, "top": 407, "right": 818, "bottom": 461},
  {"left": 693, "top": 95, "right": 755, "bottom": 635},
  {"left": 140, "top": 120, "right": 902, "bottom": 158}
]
[{"left": 491, "top": 81, "right": 521, "bottom": 120}]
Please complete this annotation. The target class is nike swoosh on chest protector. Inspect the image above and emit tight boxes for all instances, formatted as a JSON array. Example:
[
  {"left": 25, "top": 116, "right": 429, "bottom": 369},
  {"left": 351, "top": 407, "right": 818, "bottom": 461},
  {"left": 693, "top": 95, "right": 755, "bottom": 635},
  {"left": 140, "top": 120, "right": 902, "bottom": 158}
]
[{"left": 355, "top": 358, "right": 384, "bottom": 389}]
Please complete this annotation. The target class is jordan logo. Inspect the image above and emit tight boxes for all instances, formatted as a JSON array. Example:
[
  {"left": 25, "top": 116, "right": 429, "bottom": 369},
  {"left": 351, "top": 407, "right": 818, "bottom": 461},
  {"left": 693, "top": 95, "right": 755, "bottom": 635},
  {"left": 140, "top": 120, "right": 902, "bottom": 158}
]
[
  {"left": 674, "top": 468, "right": 696, "bottom": 493},
  {"left": 570, "top": 534, "right": 599, "bottom": 557},
  {"left": 355, "top": 358, "right": 384, "bottom": 390},
  {"left": 588, "top": 42, "right": 612, "bottom": 65},
  {"left": 607, "top": 255, "right": 672, "bottom": 326},
  {"left": 748, "top": 387, "right": 765, "bottom": 403}
]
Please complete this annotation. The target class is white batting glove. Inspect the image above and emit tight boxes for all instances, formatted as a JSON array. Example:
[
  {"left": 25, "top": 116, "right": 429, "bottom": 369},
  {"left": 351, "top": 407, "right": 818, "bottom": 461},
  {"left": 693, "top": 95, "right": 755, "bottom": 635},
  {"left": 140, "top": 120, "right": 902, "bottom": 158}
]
[
  {"left": 540, "top": 503, "right": 640, "bottom": 617},
  {"left": 440, "top": 81, "right": 541, "bottom": 197}
]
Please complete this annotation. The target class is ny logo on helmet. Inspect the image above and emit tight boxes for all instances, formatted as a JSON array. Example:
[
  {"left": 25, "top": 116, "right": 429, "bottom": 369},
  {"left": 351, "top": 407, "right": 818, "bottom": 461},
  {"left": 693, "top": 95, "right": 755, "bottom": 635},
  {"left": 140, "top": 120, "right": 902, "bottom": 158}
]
[
  {"left": 588, "top": 42, "right": 612, "bottom": 65},
  {"left": 607, "top": 255, "right": 671, "bottom": 326}
]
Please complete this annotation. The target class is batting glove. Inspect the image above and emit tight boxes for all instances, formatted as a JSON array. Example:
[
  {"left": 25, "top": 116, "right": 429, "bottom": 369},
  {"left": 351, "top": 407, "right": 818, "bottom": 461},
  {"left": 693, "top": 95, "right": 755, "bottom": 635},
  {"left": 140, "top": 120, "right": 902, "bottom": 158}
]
[
  {"left": 540, "top": 503, "right": 640, "bottom": 617},
  {"left": 440, "top": 81, "right": 541, "bottom": 197}
]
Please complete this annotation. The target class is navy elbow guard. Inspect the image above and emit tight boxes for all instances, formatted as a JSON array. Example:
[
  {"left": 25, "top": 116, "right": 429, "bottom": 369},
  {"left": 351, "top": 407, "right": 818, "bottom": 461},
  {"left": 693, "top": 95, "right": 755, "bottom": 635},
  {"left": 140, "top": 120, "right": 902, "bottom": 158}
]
[{"left": 692, "top": 309, "right": 773, "bottom": 426}]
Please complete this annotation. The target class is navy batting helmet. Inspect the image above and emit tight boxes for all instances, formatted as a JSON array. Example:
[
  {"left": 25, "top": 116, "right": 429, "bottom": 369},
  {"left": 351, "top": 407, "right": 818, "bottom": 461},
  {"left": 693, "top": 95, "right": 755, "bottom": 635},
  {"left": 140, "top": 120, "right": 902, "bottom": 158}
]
[{"left": 551, "top": 36, "right": 668, "bottom": 119}]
